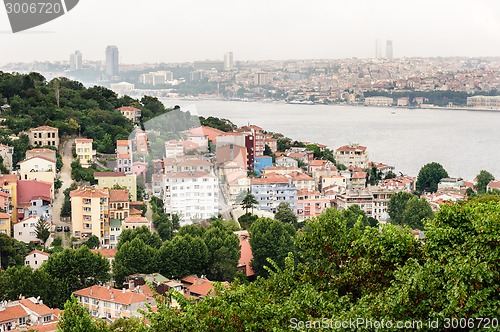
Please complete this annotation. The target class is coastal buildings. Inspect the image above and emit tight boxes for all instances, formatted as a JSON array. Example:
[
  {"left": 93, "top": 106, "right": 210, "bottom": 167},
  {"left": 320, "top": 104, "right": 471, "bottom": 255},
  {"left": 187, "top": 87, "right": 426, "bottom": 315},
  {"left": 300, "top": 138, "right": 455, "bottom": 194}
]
[
  {"left": 70, "top": 187, "right": 109, "bottom": 245},
  {"left": 28, "top": 126, "right": 59, "bottom": 148},
  {"left": 251, "top": 173, "right": 297, "bottom": 214},
  {"left": 467, "top": 95, "right": 500, "bottom": 109},
  {"left": 335, "top": 144, "right": 369, "bottom": 168},
  {"left": 117, "top": 106, "right": 141, "bottom": 123},
  {"left": 75, "top": 138, "right": 96, "bottom": 168}
]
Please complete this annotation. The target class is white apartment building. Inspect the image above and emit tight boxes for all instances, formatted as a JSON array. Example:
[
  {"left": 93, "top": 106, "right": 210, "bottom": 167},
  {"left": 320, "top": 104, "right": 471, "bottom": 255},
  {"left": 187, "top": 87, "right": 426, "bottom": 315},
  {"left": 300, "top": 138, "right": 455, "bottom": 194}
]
[
  {"left": 74, "top": 285, "right": 155, "bottom": 320},
  {"left": 14, "top": 216, "right": 45, "bottom": 244},
  {"left": 24, "top": 250, "right": 50, "bottom": 269},
  {"left": 75, "top": 138, "right": 96, "bottom": 168},
  {"left": 163, "top": 171, "right": 219, "bottom": 225},
  {"left": 335, "top": 144, "right": 369, "bottom": 168}
]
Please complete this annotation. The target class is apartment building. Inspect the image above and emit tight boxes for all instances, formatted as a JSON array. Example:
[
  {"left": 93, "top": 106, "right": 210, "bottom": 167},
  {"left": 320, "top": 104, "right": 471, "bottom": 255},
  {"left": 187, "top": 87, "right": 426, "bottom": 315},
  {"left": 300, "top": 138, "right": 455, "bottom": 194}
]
[
  {"left": 370, "top": 186, "right": 403, "bottom": 222},
  {"left": 0, "top": 212, "right": 10, "bottom": 236},
  {"left": 16, "top": 180, "right": 52, "bottom": 222},
  {"left": 251, "top": 173, "right": 297, "bottom": 214},
  {"left": 0, "top": 297, "right": 56, "bottom": 332},
  {"left": 163, "top": 171, "right": 219, "bottom": 225},
  {"left": 364, "top": 96, "right": 394, "bottom": 106},
  {"left": 25, "top": 148, "right": 56, "bottom": 161},
  {"left": 75, "top": 138, "right": 96, "bottom": 168},
  {"left": 117, "top": 106, "right": 142, "bottom": 123},
  {"left": 335, "top": 189, "right": 374, "bottom": 217},
  {"left": 74, "top": 285, "right": 154, "bottom": 320},
  {"left": 335, "top": 144, "right": 369, "bottom": 168},
  {"left": 467, "top": 95, "right": 500, "bottom": 109},
  {"left": 70, "top": 187, "right": 109, "bottom": 246},
  {"left": 123, "top": 216, "right": 151, "bottom": 231},
  {"left": 94, "top": 172, "right": 137, "bottom": 201},
  {"left": 18, "top": 156, "right": 56, "bottom": 186},
  {"left": 109, "top": 189, "right": 130, "bottom": 221},
  {"left": 28, "top": 126, "right": 59, "bottom": 148},
  {"left": 296, "top": 189, "right": 330, "bottom": 222},
  {"left": 14, "top": 216, "right": 45, "bottom": 244}
]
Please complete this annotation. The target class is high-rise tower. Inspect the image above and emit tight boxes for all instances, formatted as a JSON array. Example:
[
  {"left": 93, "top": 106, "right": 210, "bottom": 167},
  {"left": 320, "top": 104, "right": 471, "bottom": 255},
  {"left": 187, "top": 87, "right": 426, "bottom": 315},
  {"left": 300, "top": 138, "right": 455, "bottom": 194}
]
[{"left": 105, "top": 45, "right": 119, "bottom": 77}]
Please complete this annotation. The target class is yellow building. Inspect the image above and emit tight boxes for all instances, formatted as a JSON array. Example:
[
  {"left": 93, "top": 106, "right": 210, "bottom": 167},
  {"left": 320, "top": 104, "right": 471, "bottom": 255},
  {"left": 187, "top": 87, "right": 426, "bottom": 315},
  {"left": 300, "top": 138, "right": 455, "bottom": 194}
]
[
  {"left": 18, "top": 156, "right": 56, "bottom": 199},
  {"left": 0, "top": 212, "right": 10, "bottom": 235},
  {"left": 70, "top": 187, "right": 109, "bottom": 246},
  {"left": 94, "top": 172, "right": 137, "bottom": 201},
  {"left": 75, "top": 138, "right": 96, "bottom": 168},
  {"left": 0, "top": 174, "right": 18, "bottom": 226}
]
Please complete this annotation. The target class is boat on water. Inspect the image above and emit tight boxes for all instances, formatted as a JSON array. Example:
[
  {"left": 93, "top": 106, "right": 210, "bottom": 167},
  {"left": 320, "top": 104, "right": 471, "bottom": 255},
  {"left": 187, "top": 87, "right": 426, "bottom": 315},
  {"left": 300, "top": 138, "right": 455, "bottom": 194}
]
[{"left": 288, "top": 100, "right": 315, "bottom": 105}]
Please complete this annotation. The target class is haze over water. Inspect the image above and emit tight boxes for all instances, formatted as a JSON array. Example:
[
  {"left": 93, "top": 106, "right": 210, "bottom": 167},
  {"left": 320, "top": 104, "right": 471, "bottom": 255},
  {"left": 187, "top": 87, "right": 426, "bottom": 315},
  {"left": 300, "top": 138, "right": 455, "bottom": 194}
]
[{"left": 160, "top": 99, "right": 500, "bottom": 181}]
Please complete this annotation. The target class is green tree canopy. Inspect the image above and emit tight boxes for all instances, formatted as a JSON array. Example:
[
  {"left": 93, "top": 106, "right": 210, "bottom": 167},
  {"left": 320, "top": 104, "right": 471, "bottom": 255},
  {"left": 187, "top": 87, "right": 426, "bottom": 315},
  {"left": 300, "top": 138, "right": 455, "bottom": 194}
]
[
  {"left": 388, "top": 191, "right": 415, "bottom": 225},
  {"left": 400, "top": 196, "right": 434, "bottom": 230},
  {"left": 274, "top": 202, "right": 298, "bottom": 228},
  {"left": 113, "top": 238, "right": 157, "bottom": 286},
  {"left": 35, "top": 218, "right": 50, "bottom": 247},
  {"left": 156, "top": 235, "right": 208, "bottom": 278},
  {"left": 249, "top": 218, "right": 296, "bottom": 277},
  {"left": 475, "top": 170, "right": 495, "bottom": 194},
  {"left": 416, "top": 162, "right": 449, "bottom": 193}
]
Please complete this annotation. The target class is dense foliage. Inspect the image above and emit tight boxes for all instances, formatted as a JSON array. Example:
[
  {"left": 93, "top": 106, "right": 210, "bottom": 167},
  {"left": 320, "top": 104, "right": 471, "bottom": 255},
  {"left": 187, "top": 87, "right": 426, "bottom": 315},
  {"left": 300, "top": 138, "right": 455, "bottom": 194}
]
[{"left": 416, "top": 162, "right": 449, "bottom": 193}]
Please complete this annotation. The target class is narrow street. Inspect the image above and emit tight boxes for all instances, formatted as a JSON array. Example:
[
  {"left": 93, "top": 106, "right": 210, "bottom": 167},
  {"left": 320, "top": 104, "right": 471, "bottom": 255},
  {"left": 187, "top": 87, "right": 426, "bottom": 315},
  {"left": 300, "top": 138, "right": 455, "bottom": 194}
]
[{"left": 51, "top": 138, "right": 74, "bottom": 248}]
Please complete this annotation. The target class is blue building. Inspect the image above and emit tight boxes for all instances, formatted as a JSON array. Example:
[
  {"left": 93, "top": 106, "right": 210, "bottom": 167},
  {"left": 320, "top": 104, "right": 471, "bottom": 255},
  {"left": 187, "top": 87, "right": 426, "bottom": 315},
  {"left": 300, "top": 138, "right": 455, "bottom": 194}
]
[
  {"left": 251, "top": 174, "right": 297, "bottom": 214},
  {"left": 253, "top": 156, "right": 272, "bottom": 176}
]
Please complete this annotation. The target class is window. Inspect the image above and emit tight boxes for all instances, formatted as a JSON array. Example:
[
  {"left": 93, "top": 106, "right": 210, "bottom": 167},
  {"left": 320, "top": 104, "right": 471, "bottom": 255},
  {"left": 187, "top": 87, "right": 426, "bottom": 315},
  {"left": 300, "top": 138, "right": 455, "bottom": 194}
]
[
  {"left": 104, "top": 301, "right": 110, "bottom": 308},
  {"left": 92, "top": 299, "right": 99, "bottom": 305}
]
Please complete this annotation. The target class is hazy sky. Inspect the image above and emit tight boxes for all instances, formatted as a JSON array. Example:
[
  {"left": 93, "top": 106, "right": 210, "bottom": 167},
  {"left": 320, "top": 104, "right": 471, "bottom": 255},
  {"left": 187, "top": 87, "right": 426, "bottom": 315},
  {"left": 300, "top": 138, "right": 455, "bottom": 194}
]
[{"left": 1, "top": 0, "right": 500, "bottom": 65}]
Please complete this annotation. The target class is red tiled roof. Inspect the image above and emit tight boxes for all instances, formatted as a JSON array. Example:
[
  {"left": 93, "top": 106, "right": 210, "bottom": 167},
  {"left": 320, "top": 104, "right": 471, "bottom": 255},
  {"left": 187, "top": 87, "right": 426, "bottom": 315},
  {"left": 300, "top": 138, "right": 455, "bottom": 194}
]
[
  {"left": 185, "top": 126, "right": 225, "bottom": 142},
  {"left": 309, "top": 160, "right": 328, "bottom": 167},
  {"left": 117, "top": 140, "right": 130, "bottom": 146},
  {"left": 12, "top": 322, "right": 58, "bottom": 332},
  {"left": 19, "top": 298, "right": 54, "bottom": 316},
  {"left": 0, "top": 305, "right": 28, "bottom": 324},
  {"left": 252, "top": 173, "right": 290, "bottom": 185},
  {"left": 0, "top": 212, "right": 10, "bottom": 219},
  {"left": 124, "top": 216, "right": 149, "bottom": 223},
  {"left": 109, "top": 189, "right": 129, "bottom": 202},
  {"left": 91, "top": 248, "right": 117, "bottom": 258},
  {"left": 117, "top": 154, "right": 131, "bottom": 159},
  {"left": 73, "top": 285, "right": 148, "bottom": 305},
  {"left": 187, "top": 278, "right": 215, "bottom": 297},
  {"left": 75, "top": 138, "right": 93, "bottom": 143},
  {"left": 31, "top": 126, "right": 58, "bottom": 132},
  {"left": 488, "top": 181, "right": 500, "bottom": 189},
  {"left": 238, "top": 238, "right": 254, "bottom": 277},
  {"left": 27, "top": 250, "right": 51, "bottom": 258},
  {"left": 352, "top": 172, "right": 367, "bottom": 179},
  {"left": 17, "top": 180, "right": 52, "bottom": 204},
  {"left": 70, "top": 188, "right": 108, "bottom": 198},
  {"left": 18, "top": 156, "right": 56, "bottom": 165},
  {"left": 336, "top": 144, "right": 367, "bottom": 152}
]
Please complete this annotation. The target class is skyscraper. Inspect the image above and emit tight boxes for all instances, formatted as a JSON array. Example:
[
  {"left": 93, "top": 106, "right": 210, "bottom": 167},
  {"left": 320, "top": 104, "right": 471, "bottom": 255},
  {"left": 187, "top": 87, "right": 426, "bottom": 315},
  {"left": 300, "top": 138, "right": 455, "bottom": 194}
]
[
  {"left": 224, "top": 52, "right": 234, "bottom": 70},
  {"left": 69, "top": 50, "right": 82, "bottom": 70},
  {"left": 105, "top": 45, "right": 119, "bottom": 77},
  {"left": 386, "top": 40, "right": 393, "bottom": 60}
]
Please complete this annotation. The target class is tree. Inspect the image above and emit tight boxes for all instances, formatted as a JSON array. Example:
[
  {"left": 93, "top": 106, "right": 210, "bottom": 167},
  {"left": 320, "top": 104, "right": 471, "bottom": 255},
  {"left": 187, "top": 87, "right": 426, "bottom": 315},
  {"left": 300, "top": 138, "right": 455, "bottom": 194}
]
[
  {"left": 274, "top": 202, "right": 298, "bottom": 228},
  {"left": 475, "top": 170, "right": 495, "bottom": 194},
  {"left": 342, "top": 204, "right": 370, "bottom": 228},
  {"left": 400, "top": 196, "right": 433, "bottom": 230},
  {"left": 117, "top": 226, "right": 162, "bottom": 250},
  {"left": 42, "top": 246, "right": 110, "bottom": 304},
  {"left": 416, "top": 162, "right": 449, "bottom": 193},
  {"left": 83, "top": 235, "right": 100, "bottom": 249},
  {"left": 202, "top": 224, "right": 240, "bottom": 281},
  {"left": 113, "top": 238, "right": 157, "bottom": 286},
  {"left": 388, "top": 191, "right": 415, "bottom": 225},
  {"left": 34, "top": 217, "right": 50, "bottom": 247},
  {"left": 0, "top": 234, "right": 29, "bottom": 269},
  {"left": 58, "top": 296, "right": 108, "bottom": 332},
  {"left": 241, "top": 190, "right": 257, "bottom": 215},
  {"left": 156, "top": 235, "right": 208, "bottom": 278},
  {"left": 249, "top": 218, "right": 296, "bottom": 277}
]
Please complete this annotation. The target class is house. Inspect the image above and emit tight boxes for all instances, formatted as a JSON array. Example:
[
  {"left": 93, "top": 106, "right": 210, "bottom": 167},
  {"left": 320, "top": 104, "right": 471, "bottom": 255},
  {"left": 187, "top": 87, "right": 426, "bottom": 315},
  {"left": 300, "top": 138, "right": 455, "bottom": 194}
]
[
  {"left": 116, "top": 153, "right": 132, "bottom": 173},
  {"left": 163, "top": 171, "right": 219, "bottom": 225},
  {"left": 75, "top": 138, "right": 96, "bottom": 168},
  {"left": 438, "top": 178, "right": 465, "bottom": 191},
  {"left": 350, "top": 171, "right": 368, "bottom": 189},
  {"left": 237, "top": 125, "right": 265, "bottom": 157},
  {"left": 117, "top": 106, "right": 142, "bottom": 123},
  {"left": 285, "top": 171, "right": 316, "bottom": 191},
  {"left": 180, "top": 276, "right": 228, "bottom": 299},
  {"left": 296, "top": 189, "right": 330, "bottom": 222},
  {"left": 132, "top": 161, "right": 148, "bottom": 180},
  {"left": 335, "top": 144, "right": 369, "bottom": 168},
  {"left": 275, "top": 156, "right": 299, "bottom": 168},
  {"left": 109, "top": 190, "right": 129, "bottom": 221},
  {"left": 25, "top": 148, "right": 56, "bottom": 162},
  {"left": 487, "top": 180, "right": 500, "bottom": 192},
  {"left": 16, "top": 180, "right": 52, "bottom": 222},
  {"left": 91, "top": 248, "right": 117, "bottom": 268},
  {"left": 235, "top": 230, "right": 254, "bottom": 279},
  {"left": 108, "top": 219, "right": 122, "bottom": 249},
  {"left": 28, "top": 126, "right": 59, "bottom": 148},
  {"left": 0, "top": 174, "right": 18, "bottom": 222},
  {"left": 251, "top": 173, "right": 297, "bottom": 214},
  {"left": 216, "top": 132, "right": 255, "bottom": 170},
  {"left": 264, "top": 135, "right": 278, "bottom": 153},
  {"left": 132, "top": 130, "right": 148, "bottom": 155},
  {"left": 70, "top": 187, "right": 110, "bottom": 246},
  {"left": 0, "top": 297, "right": 56, "bottom": 331},
  {"left": 123, "top": 216, "right": 151, "bottom": 231},
  {"left": 224, "top": 167, "right": 251, "bottom": 204},
  {"left": 14, "top": 216, "right": 46, "bottom": 244},
  {"left": 0, "top": 212, "right": 11, "bottom": 236},
  {"left": 261, "top": 166, "right": 303, "bottom": 176},
  {"left": 18, "top": 157, "right": 56, "bottom": 196},
  {"left": 369, "top": 186, "right": 404, "bottom": 222},
  {"left": 165, "top": 140, "right": 184, "bottom": 159},
  {"left": 94, "top": 172, "right": 137, "bottom": 201},
  {"left": 335, "top": 189, "right": 374, "bottom": 217},
  {"left": 216, "top": 144, "right": 247, "bottom": 170},
  {"left": 25, "top": 250, "right": 50, "bottom": 269},
  {"left": 74, "top": 284, "right": 155, "bottom": 320},
  {"left": 253, "top": 156, "right": 272, "bottom": 176},
  {"left": 0, "top": 144, "right": 14, "bottom": 171},
  {"left": 320, "top": 175, "right": 346, "bottom": 193}
]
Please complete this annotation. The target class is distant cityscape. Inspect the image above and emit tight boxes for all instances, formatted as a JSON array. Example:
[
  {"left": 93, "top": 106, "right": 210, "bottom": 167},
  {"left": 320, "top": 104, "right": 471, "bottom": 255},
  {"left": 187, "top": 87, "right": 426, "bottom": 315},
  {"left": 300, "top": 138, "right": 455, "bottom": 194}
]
[{"left": 2, "top": 43, "right": 500, "bottom": 110}]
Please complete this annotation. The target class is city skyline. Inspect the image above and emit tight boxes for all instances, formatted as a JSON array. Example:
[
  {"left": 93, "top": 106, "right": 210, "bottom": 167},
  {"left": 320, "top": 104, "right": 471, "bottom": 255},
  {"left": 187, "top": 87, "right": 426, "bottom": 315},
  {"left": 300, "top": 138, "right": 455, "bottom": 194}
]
[{"left": 0, "top": 0, "right": 500, "bottom": 66}]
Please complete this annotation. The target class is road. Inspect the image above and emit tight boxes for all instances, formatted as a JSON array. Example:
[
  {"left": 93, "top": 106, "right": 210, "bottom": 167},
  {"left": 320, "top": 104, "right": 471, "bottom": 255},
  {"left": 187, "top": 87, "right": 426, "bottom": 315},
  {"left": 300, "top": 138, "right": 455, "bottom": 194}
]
[{"left": 50, "top": 138, "right": 74, "bottom": 248}]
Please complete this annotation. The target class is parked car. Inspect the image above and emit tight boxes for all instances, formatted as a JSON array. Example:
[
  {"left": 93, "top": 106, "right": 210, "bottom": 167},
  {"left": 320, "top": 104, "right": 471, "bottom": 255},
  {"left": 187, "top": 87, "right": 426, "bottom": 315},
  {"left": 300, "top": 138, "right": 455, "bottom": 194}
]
[
  {"left": 56, "top": 226, "right": 63, "bottom": 232},
  {"left": 63, "top": 226, "right": 70, "bottom": 232}
]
